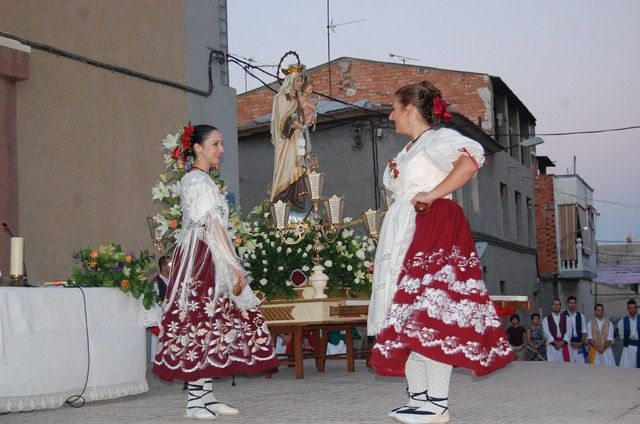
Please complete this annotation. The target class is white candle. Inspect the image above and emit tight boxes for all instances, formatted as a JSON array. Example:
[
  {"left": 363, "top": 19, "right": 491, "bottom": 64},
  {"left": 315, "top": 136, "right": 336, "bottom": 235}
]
[{"left": 10, "top": 237, "right": 24, "bottom": 276}]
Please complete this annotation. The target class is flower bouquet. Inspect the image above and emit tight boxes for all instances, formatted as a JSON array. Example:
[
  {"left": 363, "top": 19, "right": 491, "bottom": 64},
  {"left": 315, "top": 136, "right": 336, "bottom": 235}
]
[
  {"left": 68, "top": 244, "right": 158, "bottom": 309},
  {"left": 230, "top": 203, "right": 374, "bottom": 301}
]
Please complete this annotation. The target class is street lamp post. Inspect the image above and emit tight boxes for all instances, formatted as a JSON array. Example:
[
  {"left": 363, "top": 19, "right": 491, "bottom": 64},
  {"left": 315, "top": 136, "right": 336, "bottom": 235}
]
[{"left": 494, "top": 136, "right": 545, "bottom": 153}]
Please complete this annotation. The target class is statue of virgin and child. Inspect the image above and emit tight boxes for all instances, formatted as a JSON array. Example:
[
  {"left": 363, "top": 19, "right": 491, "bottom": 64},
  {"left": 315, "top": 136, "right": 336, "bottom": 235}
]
[{"left": 270, "top": 63, "right": 317, "bottom": 211}]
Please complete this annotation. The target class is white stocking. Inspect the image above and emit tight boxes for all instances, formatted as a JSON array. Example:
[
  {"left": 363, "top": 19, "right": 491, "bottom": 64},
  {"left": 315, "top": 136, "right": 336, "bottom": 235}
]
[
  {"left": 424, "top": 356, "right": 451, "bottom": 412},
  {"left": 405, "top": 352, "right": 429, "bottom": 405},
  {"left": 389, "top": 353, "right": 428, "bottom": 418},
  {"left": 394, "top": 354, "right": 451, "bottom": 423}
]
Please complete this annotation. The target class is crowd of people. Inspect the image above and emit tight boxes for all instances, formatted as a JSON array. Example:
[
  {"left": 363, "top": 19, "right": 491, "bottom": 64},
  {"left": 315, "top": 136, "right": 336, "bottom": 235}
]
[{"left": 506, "top": 296, "right": 639, "bottom": 367}]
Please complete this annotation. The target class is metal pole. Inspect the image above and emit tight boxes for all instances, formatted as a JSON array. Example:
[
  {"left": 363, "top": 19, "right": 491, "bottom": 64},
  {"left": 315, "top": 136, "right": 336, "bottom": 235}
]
[{"left": 327, "top": 0, "right": 332, "bottom": 97}]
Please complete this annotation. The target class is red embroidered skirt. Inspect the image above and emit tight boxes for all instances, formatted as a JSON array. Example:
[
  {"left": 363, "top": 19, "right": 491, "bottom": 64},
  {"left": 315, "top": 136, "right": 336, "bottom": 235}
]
[
  {"left": 369, "top": 199, "right": 513, "bottom": 377},
  {"left": 153, "top": 240, "right": 279, "bottom": 381}
]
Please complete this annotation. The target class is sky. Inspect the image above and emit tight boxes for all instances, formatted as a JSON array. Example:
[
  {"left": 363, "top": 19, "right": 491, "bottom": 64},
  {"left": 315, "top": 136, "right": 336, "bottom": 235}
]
[{"left": 228, "top": 0, "right": 640, "bottom": 244}]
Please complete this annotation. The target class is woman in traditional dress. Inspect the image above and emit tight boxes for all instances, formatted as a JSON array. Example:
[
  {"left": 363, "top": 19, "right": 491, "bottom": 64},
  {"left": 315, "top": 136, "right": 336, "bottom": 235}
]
[
  {"left": 154, "top": 124, "right": 279, "bottom": 419},
  {"left": 270, "top": 65, "right": 308, "bottom": 210},
  {"left": 367, "top": 81, "right": 513, "bottom": 424}
]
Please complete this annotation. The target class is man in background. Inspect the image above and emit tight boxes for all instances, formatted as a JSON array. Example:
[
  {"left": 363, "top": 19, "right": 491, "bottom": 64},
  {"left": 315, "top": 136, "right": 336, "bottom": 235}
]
[
  {"left": 154, "top": 255, "right": 171, "bottom": 302},
  {"left": 617, "top": 299, "right": 639, "bottom": 368}
]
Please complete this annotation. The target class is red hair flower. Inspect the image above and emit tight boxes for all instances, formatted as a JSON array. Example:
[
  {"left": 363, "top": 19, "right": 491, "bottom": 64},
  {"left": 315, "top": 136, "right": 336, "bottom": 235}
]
[
  {"left": 432, "top": 97, "right": 452, "bottom": 123},
  {"left": 171, "top": 146, "right": 182, "bottom": 159},
  {"left": 180, "top": 124, "right": 194, "bottom": 149}
]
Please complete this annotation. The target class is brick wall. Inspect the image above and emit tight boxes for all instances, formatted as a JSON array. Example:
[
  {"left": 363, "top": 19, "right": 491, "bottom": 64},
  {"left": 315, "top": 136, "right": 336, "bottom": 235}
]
[
  {"left": 534, "top": 174, "right": 557, "bottom": 275},
  {"left": 237, "top": 57, "right": 492, "bottom": 130}
]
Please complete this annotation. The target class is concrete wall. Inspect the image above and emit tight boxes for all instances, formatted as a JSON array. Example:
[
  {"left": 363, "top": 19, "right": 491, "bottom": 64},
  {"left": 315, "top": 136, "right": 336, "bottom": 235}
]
[
  {"left": 184, "top": 0, "right": 239, "bottom": 203},
  {"left": 0, "top": 0, "right": 235, "bottom": 282},
  {"left": 0, "top": 38, "right": 30, "bottom": 276}
]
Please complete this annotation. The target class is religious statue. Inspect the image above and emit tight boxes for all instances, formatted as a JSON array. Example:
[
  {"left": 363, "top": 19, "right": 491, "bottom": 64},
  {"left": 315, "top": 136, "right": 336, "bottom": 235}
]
[{"left": 270, "top": 62, "right": 316, "bottom": 211}]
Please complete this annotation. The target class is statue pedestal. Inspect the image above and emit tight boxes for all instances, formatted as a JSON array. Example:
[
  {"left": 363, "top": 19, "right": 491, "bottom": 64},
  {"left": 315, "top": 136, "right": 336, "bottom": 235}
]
[
  {"left": 260, "top": 287, "right": 369, "bottom": 324},
  {"left": 308, "top": 263, "right": 328, "bottom": 299}
]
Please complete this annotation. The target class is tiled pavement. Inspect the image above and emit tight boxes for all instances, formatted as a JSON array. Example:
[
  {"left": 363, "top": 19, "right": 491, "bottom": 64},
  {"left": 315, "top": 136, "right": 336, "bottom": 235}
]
[{"left": 2, "top": 360, "right": 639, "bottom": 423}]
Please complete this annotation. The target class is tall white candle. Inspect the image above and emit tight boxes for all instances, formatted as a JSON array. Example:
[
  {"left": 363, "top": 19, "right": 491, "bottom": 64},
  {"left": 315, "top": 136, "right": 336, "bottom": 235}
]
[{"left": 10, "top": 237, "right": 24, "bottom": 276}]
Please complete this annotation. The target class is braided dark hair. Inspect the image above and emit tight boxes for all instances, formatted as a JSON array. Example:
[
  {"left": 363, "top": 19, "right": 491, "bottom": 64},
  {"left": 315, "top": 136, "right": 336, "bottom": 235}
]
[{"left": 395, "top": 81, "right": 447, "bottom": 126}]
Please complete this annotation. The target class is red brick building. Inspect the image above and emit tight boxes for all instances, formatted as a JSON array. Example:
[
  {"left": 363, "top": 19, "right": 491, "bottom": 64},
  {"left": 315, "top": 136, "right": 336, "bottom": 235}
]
[
  {"left": 534, "top": 170, "right": 558, "bottom": 276},
  {"left": 533, "top": 156, "right": 598, "bottom": 314},
  {"left": 238, "top": 57, "right": 532, "bottom": 147}
]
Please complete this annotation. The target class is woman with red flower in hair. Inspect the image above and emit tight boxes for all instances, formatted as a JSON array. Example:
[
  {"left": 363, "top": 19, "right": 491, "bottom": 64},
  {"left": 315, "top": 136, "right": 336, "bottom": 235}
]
[
  {"left": 153, "top": 124, "right": 278, "bottom": 419},
  {"left": 367, "top": 81, "right": 512, "bottom": 423}
]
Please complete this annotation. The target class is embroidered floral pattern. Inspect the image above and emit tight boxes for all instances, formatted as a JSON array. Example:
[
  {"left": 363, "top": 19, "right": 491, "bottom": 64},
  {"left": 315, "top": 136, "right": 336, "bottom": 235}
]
[
  {"left": 155, "top": 272, "right": 276, "bottom": 376},
  {"left": 388, "top": 159, "right": 399, "bottom": 179},
  {"left": 373, "top": 244, "right": 511, "bottom": 373},
  {"left": 404, "top": 246, "right": 480, "bottom": 274},
  {"left": 375, "top": 339, "right": 406, "bottom": 358},
  {"left": 402, "top": 322, "right": 512, "bottom": 367},
  {"left": 414, "top": 289, "right": 502, "bottom": 333}
]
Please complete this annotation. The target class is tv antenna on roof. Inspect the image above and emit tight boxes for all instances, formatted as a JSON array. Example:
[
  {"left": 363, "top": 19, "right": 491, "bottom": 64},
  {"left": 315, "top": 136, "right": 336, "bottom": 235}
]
[
  {"left": 239, "top": 56, "right": 277, "bottom": 92},
  {"left": 329, "top": 17, "right": 367, "bottom": 33},
  {"left": 389, "top": 53, "right": 419, "bottom": 65},
  {"left": 326, "top": 0, "right": 366, "bottom": 96}
]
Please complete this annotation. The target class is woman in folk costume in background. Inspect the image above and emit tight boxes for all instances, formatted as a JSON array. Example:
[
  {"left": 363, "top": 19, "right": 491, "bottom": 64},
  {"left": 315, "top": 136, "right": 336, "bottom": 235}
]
[
  {"left": 154, "top": 124, "right": 278, "bottom": 419},
  {"left": 270, "top": 64, "right": 310, "bottom": 211},
  {"left": 368, "top": 81, "right": 513, "bottom": 424}
]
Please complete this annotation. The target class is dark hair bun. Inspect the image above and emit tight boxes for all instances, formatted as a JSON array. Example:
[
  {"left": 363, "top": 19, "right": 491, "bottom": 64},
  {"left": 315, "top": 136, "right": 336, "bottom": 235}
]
[{"left": 395, "top": 80, "right": 445, "bottom": 126}]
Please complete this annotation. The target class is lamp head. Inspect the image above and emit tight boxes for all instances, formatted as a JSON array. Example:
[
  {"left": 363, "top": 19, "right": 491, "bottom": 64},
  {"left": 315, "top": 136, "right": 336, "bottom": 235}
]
[{"left": 520, "top": 136, "right": 544, "bottom": 148}]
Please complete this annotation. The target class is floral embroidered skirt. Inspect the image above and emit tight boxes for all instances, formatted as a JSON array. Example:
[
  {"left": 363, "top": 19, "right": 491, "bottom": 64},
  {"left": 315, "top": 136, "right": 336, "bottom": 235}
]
[
  {"left": 153, "top": 240, "right": 279, "bottom": 381},
  {"left": 369, "top": 199, "right": 513, "bottom": 377}
]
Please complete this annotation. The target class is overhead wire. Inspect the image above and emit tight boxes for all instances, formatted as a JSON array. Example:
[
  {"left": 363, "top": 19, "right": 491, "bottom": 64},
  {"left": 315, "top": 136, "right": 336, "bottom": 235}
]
[{"left": 555, "top": 189, "right": 640, "bottom": 210}]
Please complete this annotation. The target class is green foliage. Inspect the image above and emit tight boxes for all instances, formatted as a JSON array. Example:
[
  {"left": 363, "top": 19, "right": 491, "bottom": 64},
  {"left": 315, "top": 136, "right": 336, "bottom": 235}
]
[
  {"left": 68, "top": 244, "right": 159, "bottom": 310},
  {"left": 229, "top": 204, "right": 374, "bottom": 301}
]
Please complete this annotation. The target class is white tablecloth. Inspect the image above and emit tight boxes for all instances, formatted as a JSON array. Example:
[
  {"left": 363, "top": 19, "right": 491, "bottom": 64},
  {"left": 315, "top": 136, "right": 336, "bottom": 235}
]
[{"left": 0, "top": 287, "right": 159, "bottom": 412}]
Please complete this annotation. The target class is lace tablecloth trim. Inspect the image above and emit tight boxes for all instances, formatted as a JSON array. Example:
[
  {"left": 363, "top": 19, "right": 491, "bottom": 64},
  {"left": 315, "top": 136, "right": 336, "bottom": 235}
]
[{"left": 0, "top": 378, "right": 148, "bottom": 412}]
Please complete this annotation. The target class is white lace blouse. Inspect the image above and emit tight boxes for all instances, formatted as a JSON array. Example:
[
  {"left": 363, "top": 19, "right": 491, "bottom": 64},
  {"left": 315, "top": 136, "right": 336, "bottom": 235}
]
[
  {"left": 167, "top": 170, "right": 260, "bottom": 311},
  {"left": 368, "top": 127, "right": 485, "bottom": 336}
]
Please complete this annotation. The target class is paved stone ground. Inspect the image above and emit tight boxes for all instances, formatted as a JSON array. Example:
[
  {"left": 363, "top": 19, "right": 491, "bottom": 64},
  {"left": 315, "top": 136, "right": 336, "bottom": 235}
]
[{"left": 3, "top": 360, "right": 639, "bottom": 423}]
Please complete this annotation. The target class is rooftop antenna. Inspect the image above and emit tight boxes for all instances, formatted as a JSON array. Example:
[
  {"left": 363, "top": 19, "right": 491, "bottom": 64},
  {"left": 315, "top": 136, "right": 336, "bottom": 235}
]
[
  {"left": 326, "top": 0, "right": 366, "bottom": 96},
  {"left": 241, "top": 57, "right": 277, "bottom": 92},
  {"left": 389, "top": 53, "right": 419, "bottom": 65}
]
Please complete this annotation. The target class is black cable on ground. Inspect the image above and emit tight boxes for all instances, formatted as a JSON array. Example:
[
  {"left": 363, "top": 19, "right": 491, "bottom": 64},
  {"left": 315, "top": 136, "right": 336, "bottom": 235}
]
[{"left": 64, "top": 286, "right": 91, "bottom": 408}]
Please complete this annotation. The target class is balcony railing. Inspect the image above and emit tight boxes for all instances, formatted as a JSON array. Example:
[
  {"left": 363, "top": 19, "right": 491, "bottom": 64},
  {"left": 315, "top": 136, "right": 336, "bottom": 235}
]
[{"left": 558, "top": 238, "right": 597, "bottom": 278}]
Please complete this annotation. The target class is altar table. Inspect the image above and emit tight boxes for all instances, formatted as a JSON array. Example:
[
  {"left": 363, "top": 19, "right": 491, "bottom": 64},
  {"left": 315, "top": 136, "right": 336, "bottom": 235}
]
[
  {"left": 0, "top": 287, "right": 156, "bottom": 412},
  {"left": 267, "top": 318, "right": 366, "bottom": 379}
]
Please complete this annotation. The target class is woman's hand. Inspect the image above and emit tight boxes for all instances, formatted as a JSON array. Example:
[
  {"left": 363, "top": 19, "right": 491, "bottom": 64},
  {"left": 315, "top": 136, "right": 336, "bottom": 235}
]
[
  {"left": 233, "top": 267, "right": 247, "bottom": 295},
  {"left": 411, "top": 191, "right": 437, "bottom": 206}
]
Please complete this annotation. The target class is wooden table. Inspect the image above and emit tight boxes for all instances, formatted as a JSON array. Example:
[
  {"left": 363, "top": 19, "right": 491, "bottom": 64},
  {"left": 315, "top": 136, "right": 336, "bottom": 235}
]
[{"left": 267, "top": 318, "right": 366, "bottom": 379}]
